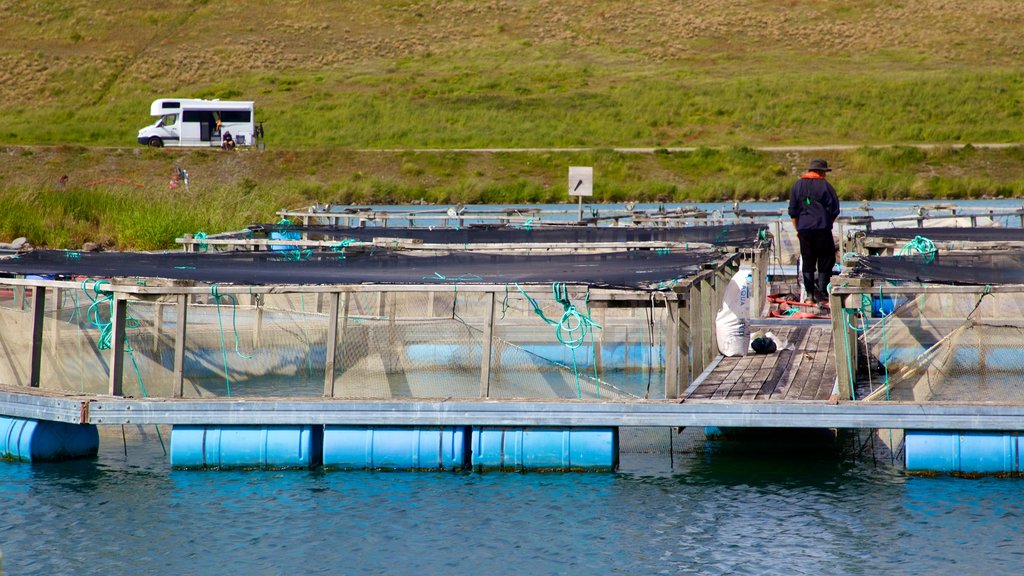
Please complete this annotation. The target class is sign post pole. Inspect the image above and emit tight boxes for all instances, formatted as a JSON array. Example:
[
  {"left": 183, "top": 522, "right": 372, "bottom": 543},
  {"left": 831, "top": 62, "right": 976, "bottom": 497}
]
[{"left": 568, "top": 166, "right": 593, "bottom": 225}]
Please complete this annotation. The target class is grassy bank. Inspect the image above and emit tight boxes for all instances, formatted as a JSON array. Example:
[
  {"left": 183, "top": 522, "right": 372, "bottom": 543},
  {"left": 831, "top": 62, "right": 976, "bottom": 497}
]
[
  {"left": 3, "top": 1, "right": 1024, "bottom": 249},
  {"left": 3, "top": 144, "right": 1023, "bottom": 250}
]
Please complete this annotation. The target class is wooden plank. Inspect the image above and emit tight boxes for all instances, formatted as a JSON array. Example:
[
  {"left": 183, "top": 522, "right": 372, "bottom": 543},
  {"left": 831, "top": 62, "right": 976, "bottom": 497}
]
[
  {"left": 775, "top": 326, "right": 818, "bottom": 399},
  {"left": 787, "top": 327, "right": 825, "bottom": 400},
  {"left": 830, "top": 292, "right": 853, "bottom": 399},
  {"left": 736, "top": 354, "right": 770, "bottom": 399},
  {"left": 758, "top": 326, "right": 804, "bottom": 399},
  {"left": 151, "top": 302, "right": 163, "bottom": 353},
  {"left": 678, "top": 298, "right": 692, "bottom": 388},
  {"left": 664, "top": 301, "right": 679, "bottom": 399},
  {"left": 108, "top": 295, "right": 127, "bottom": 397},
  {"left": 479, "top": 292, "right": 497, "bottom": 398},
  {"left": 323, "top": 292, "right": 341, "bottom": 397},
  {"left": 172, "top": 294, "right": 188, "bottom": 398},
  {"left": 51, "top": 287, "right": 62, "bottom": 355},
  {"left": 813, "top": 327, "right": 838, "bottom": 400},
  {"left": 29, "top": 287, "right": 46, "bottom": 388},
  {"left": 689, "top": 283, "right": 704, "bottom": 377},
  {"left": 795, "top": 327, "right": 835, "bottom": 400}
]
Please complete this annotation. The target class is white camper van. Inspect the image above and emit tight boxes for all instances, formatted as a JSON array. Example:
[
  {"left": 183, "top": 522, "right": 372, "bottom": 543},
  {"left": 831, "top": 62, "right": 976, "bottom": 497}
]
[{"left": 137, "top": 98, "right": 257, "bottom": 148}]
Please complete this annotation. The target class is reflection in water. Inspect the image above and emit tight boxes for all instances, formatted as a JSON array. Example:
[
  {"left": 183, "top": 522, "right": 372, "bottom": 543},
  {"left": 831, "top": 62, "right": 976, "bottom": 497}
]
[{"left": 2, "top": 430, "right": 1024, "bottom": 575}]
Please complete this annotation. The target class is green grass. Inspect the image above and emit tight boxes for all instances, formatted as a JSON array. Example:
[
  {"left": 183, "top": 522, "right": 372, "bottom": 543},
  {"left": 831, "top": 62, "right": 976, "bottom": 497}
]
[
  {"left": 3, "top": 1, "right": 1024, "bottom": 249},
  {"left": 2, "top": 145, "right": 1023, "bottom": 250}
]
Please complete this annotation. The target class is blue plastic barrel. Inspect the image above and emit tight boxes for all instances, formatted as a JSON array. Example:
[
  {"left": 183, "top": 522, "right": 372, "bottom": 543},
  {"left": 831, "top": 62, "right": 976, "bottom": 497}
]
[
  {"left": 170, "top": 425, "right": 319, "bottom": 469},
  {"left": 905, "top": 430, "right": 1019, "bottom": 475},
  {"left": 322, "top": 426, "right": 467, "bottom": 470},
  {"left": 0, "top": 416, "right": 99, "bottom": 462},
  {"left": 871, "top": 295, "right": 906, "bottom": 317},
  {"left": 269, "top": 230, "right": 301, "bottom": 251},
  {"left": 471, "top": 427, "right": 618, "bottom": 472}
]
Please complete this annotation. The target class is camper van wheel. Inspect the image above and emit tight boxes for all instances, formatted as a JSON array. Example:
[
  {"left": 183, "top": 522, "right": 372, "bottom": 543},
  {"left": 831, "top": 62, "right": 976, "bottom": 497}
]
[{"left": 147, "top": 137, "right": 164, "bottom": 148}]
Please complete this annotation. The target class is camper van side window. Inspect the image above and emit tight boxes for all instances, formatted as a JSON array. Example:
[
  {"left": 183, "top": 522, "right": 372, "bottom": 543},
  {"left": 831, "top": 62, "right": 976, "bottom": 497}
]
[
  {"left": 163, "top": 102, "right": 180, "bottom": 109},
  {"left": 159, "top": 114, "right": 178, "bottom": 127},
  {"left": 220, "top": 111, "right": 252, "bottom": 123}
]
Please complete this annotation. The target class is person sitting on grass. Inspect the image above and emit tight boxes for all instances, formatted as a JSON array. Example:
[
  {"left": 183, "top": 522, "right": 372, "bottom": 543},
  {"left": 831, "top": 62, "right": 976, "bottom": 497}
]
[{"left": 221, "top": 131, "right": 236, "bottom": 150}]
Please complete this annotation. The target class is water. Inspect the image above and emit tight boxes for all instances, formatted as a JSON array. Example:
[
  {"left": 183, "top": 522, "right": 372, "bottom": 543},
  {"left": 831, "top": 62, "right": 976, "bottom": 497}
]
[{"left": 4, "top": 431, "right": 1024, "bottom": 575}]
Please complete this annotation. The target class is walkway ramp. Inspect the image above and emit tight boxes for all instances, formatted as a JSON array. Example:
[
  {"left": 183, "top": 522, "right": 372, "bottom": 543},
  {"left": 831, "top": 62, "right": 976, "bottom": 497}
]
[{"left": 686, "top": 321, "right": 837, "bottom": 401}]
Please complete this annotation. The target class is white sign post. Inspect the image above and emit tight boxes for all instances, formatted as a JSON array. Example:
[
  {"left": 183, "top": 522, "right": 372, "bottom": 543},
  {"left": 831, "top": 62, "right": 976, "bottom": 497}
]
[{"left": 568, "top": 166, "right": 593, "bottom": 223}]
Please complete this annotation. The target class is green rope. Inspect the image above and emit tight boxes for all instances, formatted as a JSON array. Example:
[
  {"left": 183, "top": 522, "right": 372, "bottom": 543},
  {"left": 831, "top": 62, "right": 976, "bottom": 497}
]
[
  {"left": 81, "top": 279, "right": 165, "bottom": 453},
  {"left": 194, "top": 231, "right": 209, "bottom": 252},
  {"left": 896, "top": 235, "right": 937, "bottom": 263},
  {"left": 210, "top": 284, "right": 254, "bottom": 397},
  {"left": 330, "top": 238, "right": 356, "bottom": 259},
  {"left": 514, "top": 282, "right": 603, "bottom": 399}
]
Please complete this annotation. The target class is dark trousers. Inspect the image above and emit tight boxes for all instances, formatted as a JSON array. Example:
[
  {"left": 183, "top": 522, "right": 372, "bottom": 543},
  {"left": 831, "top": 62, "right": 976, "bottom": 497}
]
[{"left": 797, "top": 229, "right": 836, "bottom": 301}]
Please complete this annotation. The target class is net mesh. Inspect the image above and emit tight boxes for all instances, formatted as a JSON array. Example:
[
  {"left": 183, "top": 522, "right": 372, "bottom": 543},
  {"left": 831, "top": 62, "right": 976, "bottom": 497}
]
[
  {"left": 853, "top": 290, "right": 1024, "bottom": 403},
  {"left": 8, "top": 283, "right": 672, "bottom": 401}
]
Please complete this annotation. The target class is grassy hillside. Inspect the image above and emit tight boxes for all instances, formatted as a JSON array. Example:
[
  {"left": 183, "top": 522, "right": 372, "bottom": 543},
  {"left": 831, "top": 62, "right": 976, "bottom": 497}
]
[
  {"left": 2, "top": 1, "right": 1023, "bottom": 148},
  {"left": 1, "top": 1, "right": 1024, "bottom": 249}
]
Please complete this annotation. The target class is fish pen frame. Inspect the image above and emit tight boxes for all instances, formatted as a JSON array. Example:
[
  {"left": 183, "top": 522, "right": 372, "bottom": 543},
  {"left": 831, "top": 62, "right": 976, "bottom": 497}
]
[{"left": 1, "top": 253, "right": 741, "bottom": 403}]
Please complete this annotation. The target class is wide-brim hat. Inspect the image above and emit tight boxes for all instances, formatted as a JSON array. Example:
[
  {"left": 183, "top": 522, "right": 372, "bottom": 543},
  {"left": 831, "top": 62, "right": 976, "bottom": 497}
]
[{"left": 807, "top": 159, "right": 832, "bottom": 172}]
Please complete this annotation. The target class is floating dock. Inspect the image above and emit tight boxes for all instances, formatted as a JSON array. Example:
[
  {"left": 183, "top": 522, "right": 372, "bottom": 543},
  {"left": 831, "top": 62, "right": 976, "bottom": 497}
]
[{"left": 2, "top": 216, "right": 1024, "bottom": 474}]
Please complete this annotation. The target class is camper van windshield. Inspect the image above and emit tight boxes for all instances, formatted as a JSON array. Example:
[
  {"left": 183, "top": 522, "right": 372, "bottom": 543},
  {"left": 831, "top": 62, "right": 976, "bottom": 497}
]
[{"left": 157, "top": 114, "right": 177, "bottom": 127}]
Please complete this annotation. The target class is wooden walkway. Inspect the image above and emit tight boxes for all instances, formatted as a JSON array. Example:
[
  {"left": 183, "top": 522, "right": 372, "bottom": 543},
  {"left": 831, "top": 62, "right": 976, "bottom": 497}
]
[{"left": 686, "top": 321, "right": 837, "bottom": 401}]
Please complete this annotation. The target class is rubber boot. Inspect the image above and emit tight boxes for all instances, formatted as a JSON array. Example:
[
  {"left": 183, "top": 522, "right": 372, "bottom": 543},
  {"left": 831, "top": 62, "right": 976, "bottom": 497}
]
[
  {"left": 816, "top": 272, "right": 832, "bottom": 304},
  {"left": 802, "top": 271, "right": 816, "bottom": 303}
]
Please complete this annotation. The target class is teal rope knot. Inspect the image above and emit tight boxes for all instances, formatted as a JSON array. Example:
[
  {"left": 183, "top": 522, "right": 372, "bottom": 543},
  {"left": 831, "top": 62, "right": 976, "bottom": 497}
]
[
  {"left": 66, "top": 251, "right": 81, "bottom": 260},
  {"left": 897, "top": 235, "right": 937, "bottom": 264},
  {"left": 330, "top": 238, "right": 356, "bottom": 259},
  {"left": 515, "top": 282, "right": 603, "bottom": 399},
  {"left": 519, "top": 218, "right": 534, "bottom": 231},
  {"left": 655, "top": 248, "right": 671, "bottom": 256},
  {"left": 194, "top": 231, "right": 209, "bottom": 253},
  {"left": 516, "top": 282, "right": 602, "bottom": 350}
]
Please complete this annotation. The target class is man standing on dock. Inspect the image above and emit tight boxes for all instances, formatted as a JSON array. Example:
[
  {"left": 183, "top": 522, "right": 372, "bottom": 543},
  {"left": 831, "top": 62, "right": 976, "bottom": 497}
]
[{"left": 788, "top": 159, "right": 841, "bottom": 305}]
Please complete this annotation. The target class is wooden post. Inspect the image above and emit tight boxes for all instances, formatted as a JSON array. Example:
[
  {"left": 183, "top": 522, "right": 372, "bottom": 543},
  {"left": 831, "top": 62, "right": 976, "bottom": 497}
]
[
  {"left": 664, "top": 299, "right": 680, "bottom": 399},
  {"left": 339, "top": 292, "right": 351, "bottom": 382},
  {"left": 593, "top": 306, "right": 606, "bottom": 375},
  {"left": 323, "top": 292, "right": 341, "bottom": 397},
  {"left": 679, "top": 295, "right": 693, "bottom": 387},
  {"left": 689, "top": 282, "right": 704, "bottom": 377},
  {"left": 51, "top": 287, "right": 62, "bottom": 355},
  {"left": 29, "top": 287, "right": 46, "bottom": 388},
  {"left": 830, "top": 291, "right": 853, "bottom": 400},
  {"left": 152, "top": 302, "right": 163, "bottom": 352},
  {"left": 14, "top": 285, "right": 25, "bottom": 310},
  {"left": 479, "top": 291, "right": 497, "bottom": 398},
  {"left": 173, "top": 294, "right": 188, "bottom": 398},
  {"left": 702, "top": 275, "right": 717, "bottom": 368},
  {"left": 251, "top": 294, "right": 263, "bottom": 348},
  {"left": 108, "top": 295, "right": 128, "bottom": 397}
]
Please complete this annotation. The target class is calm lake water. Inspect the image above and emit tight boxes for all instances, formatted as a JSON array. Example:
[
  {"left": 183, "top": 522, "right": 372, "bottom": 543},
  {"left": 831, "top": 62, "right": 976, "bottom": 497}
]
[{"left": 3, "top": 429, "right": 1024, "bottom": 576}]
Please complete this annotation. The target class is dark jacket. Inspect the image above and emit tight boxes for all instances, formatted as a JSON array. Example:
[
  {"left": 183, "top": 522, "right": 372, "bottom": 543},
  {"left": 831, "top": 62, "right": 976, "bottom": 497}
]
[{"left": 788, "top": 173, "right": 840, "bottom": 231}]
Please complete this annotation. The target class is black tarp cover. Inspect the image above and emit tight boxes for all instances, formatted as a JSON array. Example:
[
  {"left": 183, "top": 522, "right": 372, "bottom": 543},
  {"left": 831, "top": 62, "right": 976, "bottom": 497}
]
[
  {"left": 0, "top": 249, "right": 721, "bottom": 290},
  {"left": 861, "top": 227, "right": 1024, "bottom": 243},
  {"left": 251, "top": 223, "right": 767, "bottom": 247},
  {"left": 852, "top": 251, "right": 1024, "bottom": 285}
]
